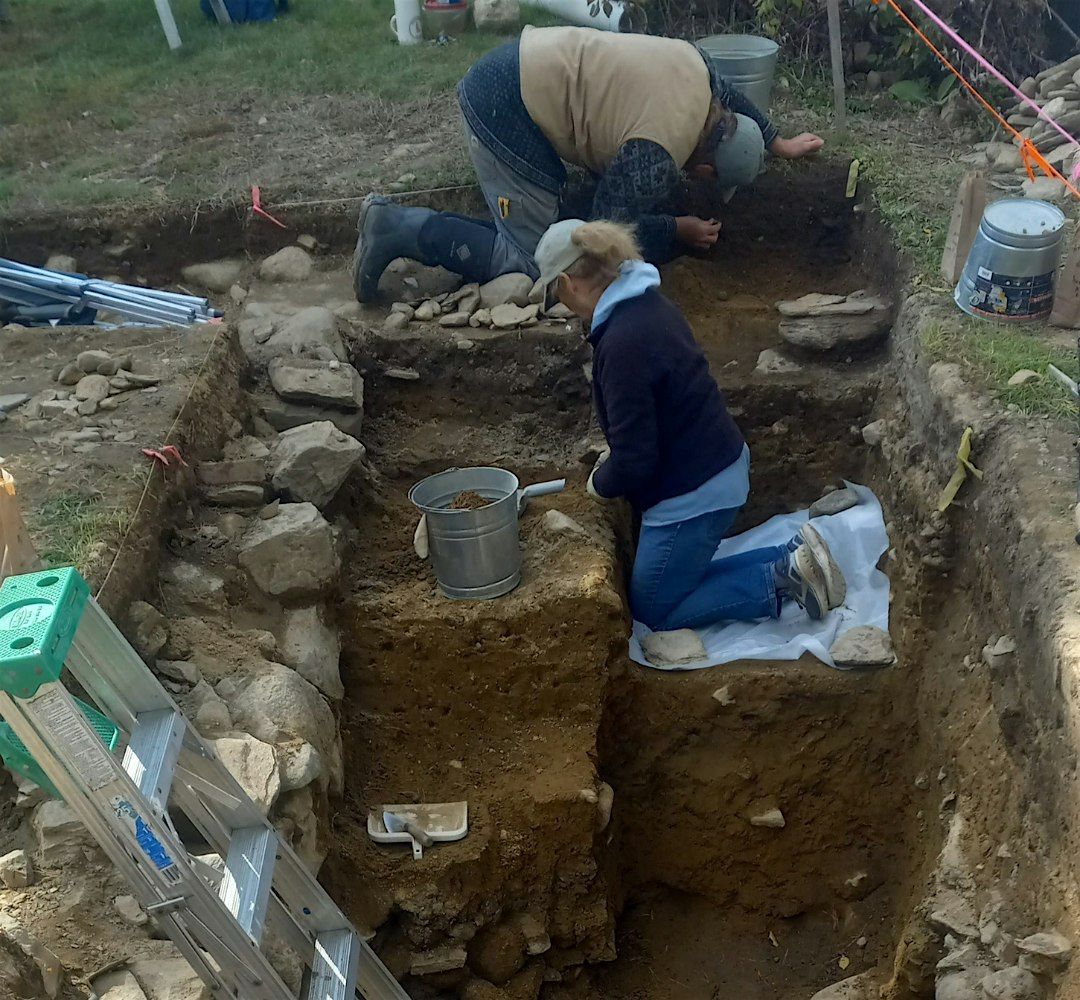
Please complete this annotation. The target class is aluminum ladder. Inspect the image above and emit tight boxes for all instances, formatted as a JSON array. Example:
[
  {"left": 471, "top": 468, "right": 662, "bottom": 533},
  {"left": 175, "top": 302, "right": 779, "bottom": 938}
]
[{"left": 0, "top": 567, "right": 408, "bottom": 1000}]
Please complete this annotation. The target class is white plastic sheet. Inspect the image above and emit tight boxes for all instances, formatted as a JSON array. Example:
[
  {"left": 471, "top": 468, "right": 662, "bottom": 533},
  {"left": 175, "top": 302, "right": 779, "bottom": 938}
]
[{"left": 629, "top": 482, "right": 890, "bottom": 671}]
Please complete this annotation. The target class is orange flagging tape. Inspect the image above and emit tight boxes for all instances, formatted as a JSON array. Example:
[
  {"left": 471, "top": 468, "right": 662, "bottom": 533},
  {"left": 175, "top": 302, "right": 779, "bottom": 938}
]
[{"left": 871, "top": 0, "right": 1080, "bottom": 201}]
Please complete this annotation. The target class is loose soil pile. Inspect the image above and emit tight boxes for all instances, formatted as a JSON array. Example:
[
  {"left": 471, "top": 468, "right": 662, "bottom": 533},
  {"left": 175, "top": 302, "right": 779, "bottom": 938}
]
[{"left": 449, "top": 490, "right": 492, "bottom": 511}]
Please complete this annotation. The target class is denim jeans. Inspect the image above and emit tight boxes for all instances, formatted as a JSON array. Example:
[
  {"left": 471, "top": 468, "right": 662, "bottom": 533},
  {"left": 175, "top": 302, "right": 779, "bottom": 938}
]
[{"left": 629, "top": 507, "right": 786, "bottom": 632}]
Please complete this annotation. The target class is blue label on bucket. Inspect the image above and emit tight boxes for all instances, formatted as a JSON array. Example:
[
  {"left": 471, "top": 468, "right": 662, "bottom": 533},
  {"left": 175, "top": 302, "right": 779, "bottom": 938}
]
[{"left": 967, "top": 266, "right": 1054, "bottom": 320}]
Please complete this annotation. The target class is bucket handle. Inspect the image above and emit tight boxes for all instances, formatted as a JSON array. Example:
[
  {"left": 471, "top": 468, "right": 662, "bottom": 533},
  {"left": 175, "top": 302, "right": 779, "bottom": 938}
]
[{"left": 517, "top": 479, "right": 566, "bottom": 516}]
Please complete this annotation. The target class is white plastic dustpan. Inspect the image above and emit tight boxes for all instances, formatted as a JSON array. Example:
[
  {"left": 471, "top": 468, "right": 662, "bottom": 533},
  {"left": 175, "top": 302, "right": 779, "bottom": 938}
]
[{"left": 367, "top": 801, "right": 468, "bottom": 860}]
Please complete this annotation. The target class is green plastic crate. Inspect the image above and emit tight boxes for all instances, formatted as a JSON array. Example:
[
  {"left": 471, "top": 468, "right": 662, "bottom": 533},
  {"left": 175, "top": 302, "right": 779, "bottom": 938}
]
[
  {"left": 0, "top": 697, "right": 119, "bottom": 799},
  {"left": 0, "top": 567, "right": 89, "bottom": 699}
]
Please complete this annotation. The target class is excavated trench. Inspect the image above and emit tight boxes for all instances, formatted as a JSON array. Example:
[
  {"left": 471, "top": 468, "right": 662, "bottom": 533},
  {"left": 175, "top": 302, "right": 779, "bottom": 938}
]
[{"left": 311, "top": 167, "right": 950, "bottom": 998}]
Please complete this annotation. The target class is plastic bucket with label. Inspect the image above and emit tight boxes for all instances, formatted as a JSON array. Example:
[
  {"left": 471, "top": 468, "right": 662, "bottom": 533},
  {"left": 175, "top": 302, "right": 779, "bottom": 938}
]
[{"left": 954, "top": 198, "right": 1066, "bottom": 323}]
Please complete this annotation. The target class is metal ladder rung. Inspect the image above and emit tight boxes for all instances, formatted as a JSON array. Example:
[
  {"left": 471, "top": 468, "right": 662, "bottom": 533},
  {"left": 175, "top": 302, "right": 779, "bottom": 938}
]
[
  {"left": 220, "top": 827, "right": 276, "bottom": 943},
  {"left": 123, "top": 708, "right": 184, "bottom": 812},
  {"left": 308, "top": 929, "right": 359, "bottom": 1000}
]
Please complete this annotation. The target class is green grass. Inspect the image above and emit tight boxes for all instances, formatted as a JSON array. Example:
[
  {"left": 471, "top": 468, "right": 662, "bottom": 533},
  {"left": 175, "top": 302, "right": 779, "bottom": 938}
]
[
  {"left": 27, "top": 491, "right": 133, "bottom": 572},
  {"left": 921, "top": 318, "right": 1079, "bottom": 419}
]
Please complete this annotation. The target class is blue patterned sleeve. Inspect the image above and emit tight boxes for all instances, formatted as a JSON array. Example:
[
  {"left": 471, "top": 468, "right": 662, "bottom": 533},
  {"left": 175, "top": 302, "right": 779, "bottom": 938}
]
[{"left": 590, "top": 139, "right": 681, "bottom": 266}]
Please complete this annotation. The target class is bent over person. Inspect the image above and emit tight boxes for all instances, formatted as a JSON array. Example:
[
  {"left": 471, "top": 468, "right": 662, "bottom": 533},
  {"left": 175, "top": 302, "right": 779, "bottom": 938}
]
[{"left": 353, "top": 25, "right": 823, "bottom": 300}]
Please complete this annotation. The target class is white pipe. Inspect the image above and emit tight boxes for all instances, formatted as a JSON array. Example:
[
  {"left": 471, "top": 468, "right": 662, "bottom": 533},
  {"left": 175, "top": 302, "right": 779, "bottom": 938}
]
[{"left": 521, "top": 0, "right": 629, "bottom": 31}]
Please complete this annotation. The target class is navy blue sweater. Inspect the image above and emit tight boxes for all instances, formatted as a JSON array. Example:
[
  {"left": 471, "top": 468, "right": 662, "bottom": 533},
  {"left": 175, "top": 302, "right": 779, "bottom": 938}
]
[
  {"left": 459, "top": 37, "right": 777, "bottom": 266},
  {"left": 589, "top": 289, "right": 744, "bottom": 511}
]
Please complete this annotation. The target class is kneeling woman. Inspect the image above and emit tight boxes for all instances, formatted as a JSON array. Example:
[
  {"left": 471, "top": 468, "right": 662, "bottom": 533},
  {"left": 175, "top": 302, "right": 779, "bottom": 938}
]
[{"left": 534, "top": 219, "right": 846, "bottom": 630}]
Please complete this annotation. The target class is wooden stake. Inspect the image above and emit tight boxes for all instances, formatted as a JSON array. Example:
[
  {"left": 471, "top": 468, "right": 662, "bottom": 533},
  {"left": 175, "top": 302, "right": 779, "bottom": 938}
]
[{"left": 826, "top": 0, "right": 847, "bottom": 124}]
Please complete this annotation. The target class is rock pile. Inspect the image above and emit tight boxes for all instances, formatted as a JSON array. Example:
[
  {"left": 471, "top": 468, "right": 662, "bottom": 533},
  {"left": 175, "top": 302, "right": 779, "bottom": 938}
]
[
  {"left": 21, "top": 349, "right": 162, "bottom": 419},
  {"left": 384, "top": 273, "right": 575, "bottom": 333},
  {"left": 976, "top": 54, "right": 1080, "bottom": 202}
]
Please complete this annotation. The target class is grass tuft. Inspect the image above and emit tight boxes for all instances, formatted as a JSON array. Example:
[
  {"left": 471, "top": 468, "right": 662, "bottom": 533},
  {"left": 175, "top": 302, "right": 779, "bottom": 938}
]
[{"left": 27, "top": 491, "right": 132, "bottom": 572}]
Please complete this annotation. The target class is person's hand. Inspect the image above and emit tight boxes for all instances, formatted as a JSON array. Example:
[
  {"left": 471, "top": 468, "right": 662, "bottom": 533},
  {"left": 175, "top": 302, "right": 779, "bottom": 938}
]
[
  {"left": 676, "top": 216, "right": 721, "bottom": 251},
  {"left": 769, "top": 133, "right": 825, "bottom": 159}
]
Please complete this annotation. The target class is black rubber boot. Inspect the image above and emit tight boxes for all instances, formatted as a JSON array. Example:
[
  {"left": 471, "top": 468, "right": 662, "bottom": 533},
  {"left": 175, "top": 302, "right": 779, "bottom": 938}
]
[{"left": 352, "top": 195, "right": 499, "bottom": 302}]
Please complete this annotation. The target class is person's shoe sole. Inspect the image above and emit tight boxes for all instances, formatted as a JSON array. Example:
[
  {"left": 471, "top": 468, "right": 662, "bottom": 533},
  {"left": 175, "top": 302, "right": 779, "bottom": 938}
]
[
  {"left": 351, "top": 194, "right": 388, "bottom": 303},
  {"left": 791, "top": 544, "right": 829, "bottom": 620},
  {"left": 799, "top": 523, "right": 846, "bottom": 609}
]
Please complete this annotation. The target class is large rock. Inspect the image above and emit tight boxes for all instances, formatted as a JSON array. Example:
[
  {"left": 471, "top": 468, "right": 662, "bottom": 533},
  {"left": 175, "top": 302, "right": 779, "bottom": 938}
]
[
  {"left": 129, "top": 956, "right": 212, "bottom": 1000},
  {"left": 32, "top": 799, "right": 91, "bottom": 866},
  {"left": 830, "top": 626, "right": 896, "bottom": 667},
  {"left": 472, "top": 0, "right": 520, "bottom": 30},
  {"left": 129, "top": 601, "right": 168, "bottom": 659},
  {"left": 260, "top": 398, "right": 364, "bottom": 439},
  {"left": 981, "top": 967, "right": 1041, "bottom": 1000},
  {"left": 641, "top": 629, "right": 706, "bottom": 666},
  {"left": 224, "top": 661, "right": 342, "bottom": 793},
  {"left": 0, "top": 849, "right": 33, "bottom": 888},
  {"left": 936, "top": 968, "right": 992, "bottom": 1000},
  {"left": 0, "top": 914, "right": 62, "bottom": 998},
  {"left": 779, "top": 291, "right": 890, "bottom": 351},
  {"left": 238, "top": 502, "right": 340, "bottom": 598},
  {"left": 181, "top": 259, "right": 244, "bottom": 292},
  {"left": 258, "top": 246, "right": 314, "bottom": 283},
  {"left": 94, "top": 969, "right": 150, "bottom": 1000},
  {"left": 468, "top": 918, "right": 526, "bottom": 985},
  {"left": 1017, "top": 930, "right": 1072, "bottom": 975},
  {"left": 260, "top": 306, "right": 347, "bottom": 364},
  {"left": 279, "top": 605, "right": 344, "bottom": 699},
  {"left": 480, "top": 273, "right": 534, "bottom": 309},
  {"left": 268, "top": 358, "right": 363, "bottom": 411},
  {"left": 211, "top": 735, "right": 281, "bottom": 814},
  {"left": 270, "top": 421, "right": 365, "bottom": 508}
]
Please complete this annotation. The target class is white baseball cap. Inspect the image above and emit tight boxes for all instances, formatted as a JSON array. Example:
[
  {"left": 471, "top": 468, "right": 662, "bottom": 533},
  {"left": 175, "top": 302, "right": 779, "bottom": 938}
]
[
  {"left": 534, "top": 218, "right": 587, "bottom": 287},
  {"left": 713, "top": 113, "right": 766, "bottom": 203}
]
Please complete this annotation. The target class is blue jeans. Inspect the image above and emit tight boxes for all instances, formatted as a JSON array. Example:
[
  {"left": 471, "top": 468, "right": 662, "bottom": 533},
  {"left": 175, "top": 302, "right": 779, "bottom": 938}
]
[{"left": 629, "top": 507, "right": 785, "bottom": 631}]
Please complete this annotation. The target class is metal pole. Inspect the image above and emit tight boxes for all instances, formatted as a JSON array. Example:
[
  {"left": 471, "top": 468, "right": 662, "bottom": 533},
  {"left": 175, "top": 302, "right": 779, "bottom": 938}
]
[
  {"left": 826, "top": 0, "right": 846, "bottom": 124},
  {"left": 153, "top": 0, "right": 183, "bottom": 50}
]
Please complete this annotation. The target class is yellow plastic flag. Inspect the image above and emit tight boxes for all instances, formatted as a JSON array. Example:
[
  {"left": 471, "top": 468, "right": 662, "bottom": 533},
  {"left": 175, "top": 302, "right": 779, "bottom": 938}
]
[{"left": 937, "top": 427, "right": 983, "bottom": 512}]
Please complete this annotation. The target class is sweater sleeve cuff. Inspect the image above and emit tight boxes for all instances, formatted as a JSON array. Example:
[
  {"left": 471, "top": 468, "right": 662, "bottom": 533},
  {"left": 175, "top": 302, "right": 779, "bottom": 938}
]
[{"left": 592, "top": 460, "right": 620, "bottom": 500}]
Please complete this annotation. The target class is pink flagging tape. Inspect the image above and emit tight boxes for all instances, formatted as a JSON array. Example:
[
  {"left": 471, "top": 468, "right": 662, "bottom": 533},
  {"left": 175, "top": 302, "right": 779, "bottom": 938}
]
[{"left": 902, "top": 0, "right": 1080, "bottom": 182}]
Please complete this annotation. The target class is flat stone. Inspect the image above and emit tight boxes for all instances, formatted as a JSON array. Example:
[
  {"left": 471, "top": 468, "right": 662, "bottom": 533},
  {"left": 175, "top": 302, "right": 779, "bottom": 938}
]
[
  {"left": 1016, "top": 930, "right": 1071, "bottom": 972},
  {"left": 279, "top": 605, "right": 344, "bottom": 699},
  {"left": 641, "top": 628, "right": 706, "bottom": 666},
  {"left": 479, "top": 273, "right": 534, "bottom": 309},
  {"left": 224, "top": 435, "right": 271, "bottom": 462},
  {"left": 750, "top": 807, "right": 785, "bottom": 828},
  {"left": 410, "top": 944, "right": 469, "bottom": 976},
  {"left": 1022, "top": 176, "right": 1067, "bottom": 202},
  {"left": 981, "top": 966, "right": 1041, "bottom": 1000},
  {"left": 810, "top": 487, "right": 859, "bottom": 518},
  {"left": 260, "top": 398, "right": 363, "bottom": 439},
  {"left": 270, "top": 420, "right": 365, "bottom": 509},
  {"left": 74, "top": 373, "right": 111, "bottom": 402},
  {"left": 128, "top": 956, "right": 213, "bottom": 1000},
  {"left": 268, "top": 357, "right": 363, "bottom": 411},
  {"left": 1007, "top": 369, "right": 1040, "bottom": 386},
  {"left": 156, "top": 659, "right": 201, "bottom": 685},
  {"left": 490, "top": 302, "right": 540, "bottom": 329},
  {"left": 197, "top": 459, "right": 266, "bottom": 486},
  {"left": 200, "top": 483, "right": 266, "bottom": 507},
  {"left": 258, "top": 246, "right": 314, "bottom": 282},
  {"left": 0, "top": 393, "right": 29, "bottom": 413},
  {"left": 541, "top": 509, "right": 587, "bottom": 537},
  {"left": 929, "top": 895, "right": 979, "bottom": 940},
  {"left": 439, "top": 311, "right": 472, "bottom": 328},
  {"left": 0, "top": 849, "right": 32, "bottom": 888},
  {"left": 255, "top": 306, "right": 347, "bottom": 365},
  {"left": 383, "top": 311, "right": 409, "bottom": 331},
  {"left": 211, "top": 735, "right": 281, "bottom": 814},
  {"left": 95, "top": 969, "right": 150, "bottom": 1000},
  {"left": 779, "top": 293, "right": 890, "bottom": 351},
  {"left": 755, "top": 348, "right": 802, "bottom": 375},
  {"left": 830, "top": 626, "right": 895, "bottom": 667},
  {"left": 181, "top": 259, "right": 244, "bottom": 292},
  {"left": 776, "top": 292, "right": 848, "bottom": 316},
  {"left": 384, "top": 366, "right": 420, "bottom": 380},
  {"left": 31, "top": 800, "right": 91, "bottom": 866},
  {"left": 238, "top": 502, "right": 340, "bottom": 598},
  {"left": 114, "top": 894, "right": 148, "bottom": 927}
]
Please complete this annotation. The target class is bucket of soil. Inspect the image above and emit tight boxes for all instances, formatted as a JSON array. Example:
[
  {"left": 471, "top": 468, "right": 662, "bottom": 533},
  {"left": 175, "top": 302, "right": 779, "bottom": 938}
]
[{"left": 409, "top": 467, "right": 565, "bottom": 600}]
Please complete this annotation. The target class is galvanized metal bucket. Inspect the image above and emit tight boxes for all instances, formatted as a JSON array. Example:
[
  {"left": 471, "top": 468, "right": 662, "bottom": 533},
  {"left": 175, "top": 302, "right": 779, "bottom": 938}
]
[
  {"left": 697, "top": 34, "right": 780, "bottom": 112},
  {"left": 409, "top": 468, "right": 565, "bottom": 600},
  {"left": 954, "top": 198, "right": 1066, "bottom": 323}
]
